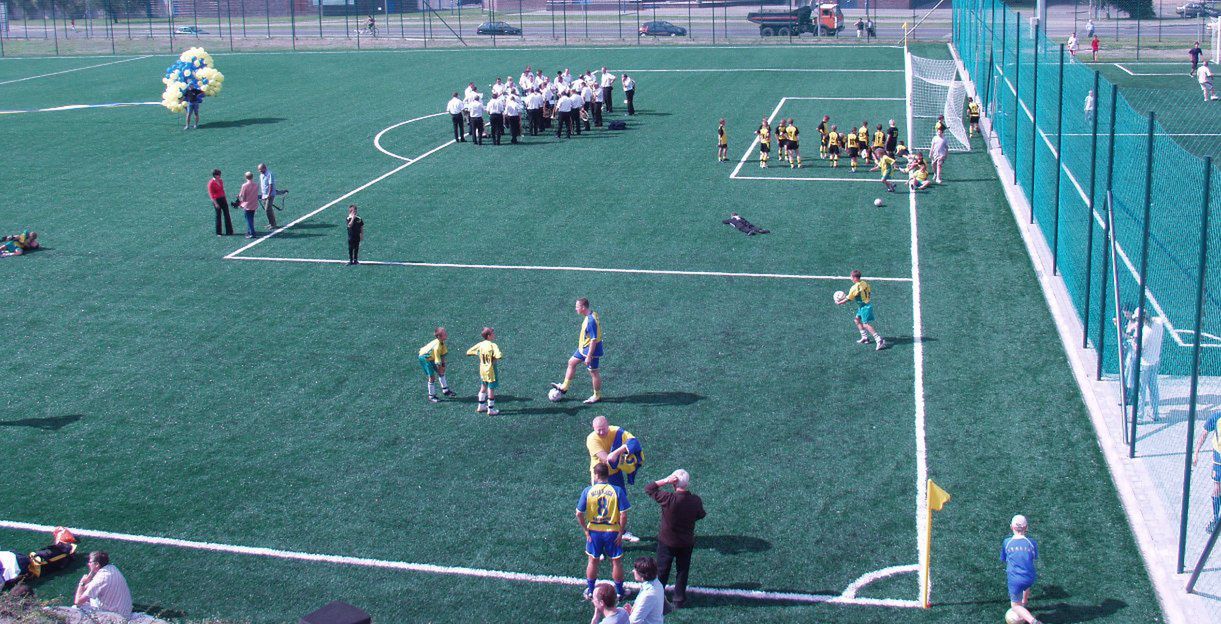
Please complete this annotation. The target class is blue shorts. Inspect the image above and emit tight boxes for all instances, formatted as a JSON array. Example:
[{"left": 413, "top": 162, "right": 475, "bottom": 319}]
[
  {"left": 187, "top": 101, "right": 200, "bottom": 113},
  {"left": 856, "top": 303, "right": 875, "bottom": 324},
  {"left": 1212, "top": 461, "right": 1220, "bottom": 483},
  {"left": 585, "top": 530, "right": 623, "bottom": 560},
  {"left": 418, "top": 355, "right": 438, "bottom": 377},
  {"left": 1007, "top": 577, "right": 1034, "bottom": 603},
  {"left": 572, "top": 348, "right": 601, "bottom": 370},
  {"left": 482, "top": 379, "right": 498, "bottom": 389}
]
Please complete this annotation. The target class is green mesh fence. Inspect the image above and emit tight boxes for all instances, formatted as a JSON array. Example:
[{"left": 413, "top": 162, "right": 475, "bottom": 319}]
[{"left": 956, "top": 0, "right": 1221, "bottom": 596}]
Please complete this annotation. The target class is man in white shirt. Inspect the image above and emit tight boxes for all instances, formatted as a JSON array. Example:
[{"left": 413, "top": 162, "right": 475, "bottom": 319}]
[
  {"left": 70, "top": 551, "right": 133, "bottom": 622},
  {"left": 1199, "top": 60, "right": 1215, "bottom": 101},
  {"left": 600, "top": 67, "right": 617, "bottom": 113},
  {"left": 504, "top": 95, "right": 523, "bottom": 144},
  {"left": 591, "top": 83, "right": 604, "bottom": 127},
  {"left": 570, "top": 88, "right": 585, "bottom": 135},
  {"left": 524, "top": 89, "right": 542, "bottom": 136},
  {"left": 466, "top": 94, "right": 485, "bottom": 145},
  {"left": 580, "top": 82, "right": 595, "bottom": 131},
  {"left": 556, "top": 90, "right": 574, "bottom": 138},
  {"left": 622, "top": 74, "right": 636, "bottom": 115},
  {"left": 487, "top": 94, "right": 505, "bottom": 145},
  {"left": 463, "top": 85, "right": 481, "bottom": 137},
  {"left": 623, "top": 557, "right": 665, "bottom": 624},
  {"left": 1134, "top": 310, "right": 1165, "bottom": 421},
  {"left": 491, "top": 77, "right": 505, "bottom": 98},
  {"left": 520, "top": 66, "right": 533, "bottom": 89},
  {"left": 929, "top": 129, "right": 949, "bottom": 184},
  {"left": 446, "top": 92, "right": 466, "bottom": 142}
]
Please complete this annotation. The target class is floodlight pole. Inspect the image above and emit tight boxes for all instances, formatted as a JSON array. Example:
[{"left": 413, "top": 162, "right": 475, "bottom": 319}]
[{"left": 1178, "top": 156, "right": 1212, "bottom": 574}]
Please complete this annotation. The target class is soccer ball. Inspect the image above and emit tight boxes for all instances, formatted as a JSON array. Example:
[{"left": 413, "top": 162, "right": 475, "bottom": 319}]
[
  {"left": 874, "top": 198, "right": 883, "bottom": 207},
  {"left": 1004, "top": 609, "right": 1022, "bottom": 624},
  {"left": 548, "top": 388, "right": 564, "bottom": 402},
  {"left": 833, "top": 290, "right": 847, "bottom": 304}
]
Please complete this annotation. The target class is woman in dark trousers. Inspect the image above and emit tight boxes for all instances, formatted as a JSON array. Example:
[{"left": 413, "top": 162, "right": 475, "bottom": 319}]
[{"left": 346, "top": 204, "right": 364, "bottom": 265}]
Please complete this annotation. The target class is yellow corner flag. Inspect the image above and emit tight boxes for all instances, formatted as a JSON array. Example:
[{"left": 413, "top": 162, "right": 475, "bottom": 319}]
[
  {"left": 920, "top": 479, "right": 952, "bottom": 608},
  {"left": 928, "top": 479, "right": 952, "bottom": 512}
]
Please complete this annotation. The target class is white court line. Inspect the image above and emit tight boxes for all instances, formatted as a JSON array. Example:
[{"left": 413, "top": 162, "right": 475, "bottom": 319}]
[
  {"left": 0, "top": 519, "right": 921, "bottom": 608},
  {"left": 0, "top": 101, "right": 160, "bottom": 115},
  {"left": 994, "top": 65, "right": 1192, "bottom": 348},
  {"left": 0, "top": 55, "right": 153, "bottom": 86},
  {"left": 372, "top": 111, "right": 447, "bottom": 161},
  {"left": 228, "top": 255, "right": 914, "bottom": 282},
  {"left": 784, "top": 97, "right": 906, "bottom": 101},
  {"left": 905, "top": 46, "right": 933, "bottom": 606},
  {"left": 733, "top": 175, "right": 897, "bottom": 183},
  {"left": 1114, "top": 63, "right": 1136, "bottom": 76},
  {"left": 729, "top": 97, "right": 787, "bottom": 178},
  {"left": 620, "top": 68, "right": 903, "bottom": 73},
  {"left": 225, "top": 138, "right": 455, "bottom": 259}
]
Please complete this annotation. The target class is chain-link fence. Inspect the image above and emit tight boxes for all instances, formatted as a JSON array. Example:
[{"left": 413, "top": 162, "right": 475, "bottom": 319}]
[
  {"left": 0, "top": 0, "right": 958, "bottom": 56},
  {"left": 957, "top": 0, "right": 1221, "bottom": 612}
]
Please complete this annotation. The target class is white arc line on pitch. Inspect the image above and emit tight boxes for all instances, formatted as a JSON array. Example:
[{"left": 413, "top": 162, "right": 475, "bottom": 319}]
[
  {"left": 227, "top": 255, "right": 915, "bottom": 282},
  {"left": 0, "top": 55, "right": 153, "bottom": 85},
  {"left": 224, "top": 138, "right": 455, "bottom": 259},
  {"left": 0, "top": 520, "right": 921, "bottom": 608},
  {"left": 373, "top": 111, "right": 448, "bottom": 161}
]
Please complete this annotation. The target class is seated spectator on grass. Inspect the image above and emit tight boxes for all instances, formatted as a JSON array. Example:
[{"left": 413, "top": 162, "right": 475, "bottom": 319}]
[
  {"left": 1, "top": 230, "right": 38, "bottom": 257},
  {"left": 590, "top": 582, "right": 629, "bottom": 624},
  {"left": 58, "top": 551, "right": 132, "bottom": 623},
  {"left": 623, "top": 556, "right": 665, "bottom": 624}
]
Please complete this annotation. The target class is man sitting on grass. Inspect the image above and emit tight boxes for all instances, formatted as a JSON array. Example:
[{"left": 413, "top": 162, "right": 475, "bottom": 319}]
[{"left": 1, "top": 230, "right": 39, "bottom": 257}]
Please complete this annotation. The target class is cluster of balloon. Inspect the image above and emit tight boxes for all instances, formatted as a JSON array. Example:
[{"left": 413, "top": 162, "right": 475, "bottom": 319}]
[{"left": 161, "top": 47, "right": 224, "bottom": 113}]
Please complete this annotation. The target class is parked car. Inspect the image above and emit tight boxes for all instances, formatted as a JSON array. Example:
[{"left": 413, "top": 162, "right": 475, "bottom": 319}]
[
  {"left": 174, "top": 25, "right": 208, "bottom": 35},
  {"left": 639, "top": 20, "right": 687, "bottom": 37},
  {"left": 1177, "top": 2, "right": 1221, "bottom": 17},
  {"left": 476, "top": 21, "right": 522, "bottom": 36}
]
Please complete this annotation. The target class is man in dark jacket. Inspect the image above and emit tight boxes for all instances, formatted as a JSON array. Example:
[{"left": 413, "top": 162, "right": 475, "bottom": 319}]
[{"left": 645, "top": 469, "right": 706, "bottom": 609}]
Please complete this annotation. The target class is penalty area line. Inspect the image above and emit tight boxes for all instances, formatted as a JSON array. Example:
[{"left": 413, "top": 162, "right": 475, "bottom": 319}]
[
  {"left": 227, "top": 255, "right": 915, "bottom": 282},
  {"left": 0, "top": 520, "right": 920, "bottom": 608}
]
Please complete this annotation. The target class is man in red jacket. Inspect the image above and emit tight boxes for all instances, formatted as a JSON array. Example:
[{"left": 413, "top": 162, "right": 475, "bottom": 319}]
[
  {"left": 208, "top": 169, "right": 234, "bottom": 236},
  {"left": 645, "top": 469, "right": 706, "bottom": 609}
]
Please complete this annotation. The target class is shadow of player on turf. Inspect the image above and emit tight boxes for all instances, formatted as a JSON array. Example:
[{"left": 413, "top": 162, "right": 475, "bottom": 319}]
[
  {"left": 199, "top": 117, "right": 286, "bottom": 129},
  {"left": 0, "top": 414, "right": 83, "bottom": 431},
  {"left": 1032, "top": 589, "right": 1127, "bottom": 623},
  {"left": 597, "top": 392, "right": 703, "bottom": 407}
]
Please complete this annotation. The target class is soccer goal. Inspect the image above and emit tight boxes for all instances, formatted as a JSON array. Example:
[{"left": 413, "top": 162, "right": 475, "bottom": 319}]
[{"left": 908, "top": 53, "right": 972, "bottom": 153}]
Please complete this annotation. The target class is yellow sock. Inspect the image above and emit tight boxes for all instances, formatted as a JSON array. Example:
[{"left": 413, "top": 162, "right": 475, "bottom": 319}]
[{"left": 560, "top": 379, "right": 571, "bottom": 391}]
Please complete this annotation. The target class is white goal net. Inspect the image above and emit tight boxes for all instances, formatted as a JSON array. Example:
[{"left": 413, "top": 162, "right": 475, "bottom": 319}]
[{"left": 908, "top": 54, "right": 971, "bottom": 152}]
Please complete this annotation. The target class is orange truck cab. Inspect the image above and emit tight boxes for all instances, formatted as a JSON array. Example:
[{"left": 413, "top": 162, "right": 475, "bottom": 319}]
[{"left": 746, "top": 3, "right": 845, "bottom": 37}]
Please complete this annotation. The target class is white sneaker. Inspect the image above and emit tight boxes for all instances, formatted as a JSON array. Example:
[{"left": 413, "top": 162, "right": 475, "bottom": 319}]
[
  {"left": 857, "top": 336, "right": 870, "bottom": 344},
  {"left": 622, "top": 531, "right": 640, "bottom": 543},
  {"left": 477, "top": 404, "right": 487, "bottom": 413},
  {"left": 876, "top": 338, "right": 886, "bottom": 351},
  {"left": 487, "top": 408, "right": 500, "bottom": 416},
  {"left": 583, "top": 395, "right": 600, "bottom": 405}
]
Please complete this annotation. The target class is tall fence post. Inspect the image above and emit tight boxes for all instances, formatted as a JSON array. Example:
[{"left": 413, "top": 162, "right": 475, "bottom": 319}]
[
  {"left": 1014, "top": 12, "right": 1021, "bottom": 185},
  {"left": 998, "top": 7, "right": 1006, "bottom": 132},
  {"left": 227, "top": 0, "right": 234, "bottom": 51},
  {"left": 264, "top": 0, "right": 271, "bottom": 39},
  {"left": 1029, "top": 20, "right": 1040, "bottom": 223},
  {"left": 1136, "top": 17, "right": 1141, "bottom": 60},
  {"left": 1178, "top": 156, "right": 1213, "bottom": 574},
  {"left": 1096, "top": 83, "right": 1118, "bottom": 381},
  {"left": 289, "top": 0, "right": 296, "bottom": 50},
  {"left": 317, "top": 0, "right": 323, "bottom": 38},
  {"left": 1052, "top": 43, "right": 1065, "bottom": 274},
  {"left": 1127, "top": 112, "right": 1157, "bottom": 459},
  {"left": 1083, "top": 70, "right": 1102, "bottom": 348}
]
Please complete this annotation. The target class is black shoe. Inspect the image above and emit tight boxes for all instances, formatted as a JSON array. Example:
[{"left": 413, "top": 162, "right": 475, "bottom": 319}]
[{"left": 442, "top": 389, "right": 457, "bottom": 397}]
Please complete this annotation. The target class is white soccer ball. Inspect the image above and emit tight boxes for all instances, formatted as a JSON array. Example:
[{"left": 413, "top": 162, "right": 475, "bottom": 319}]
[
  {"left": 874, "top": 198, "right": 883, "bottom": 207},
  {"left": 833, "top": 290, "right": 846, "bottom": 304},
  {"left": 548, "top": 388, "right": 564, "bottom": 402},
  {"left": 1004, "top": 609, "right": 1022, "bottom": 624}
]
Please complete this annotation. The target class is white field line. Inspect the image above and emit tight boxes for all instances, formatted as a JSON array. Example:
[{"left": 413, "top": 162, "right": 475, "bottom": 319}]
[
  {"left": 1060, "top": 132, "right": 1221, "bottom": 137},
  {"left": 0, "top": 101, "right": 160, "bottom": 115},
  {"left": 733, "top": 175, "right": 900, "bottom": 183},
  {"left": 0, "top": 55, "right": 153, "bottom": 85},
  {"left": 1113, "top": 63, "right": 1183, "bottom": 77},
  {"left": 0, "top": 519, "right": 921, "bottom": 608},
  {"left": 194, "top": 44, "right": 906, "bottom": 58},
  {"left": 227, "top": 255, "right": 915, "bottom": 282},
  {"left": 1115, "top": 63, "right": 1136, "bottom": 76},
  {"left": 994, "top": 66, "right": 1190, "bottom": 348},
  {"left": 729, "top": 97, "right": 787, "bottom": 178},
  {"left": 784, "top": 97, "right": 906, "bottom": 101},
  {"left": 841, "top": 564, "right": 921, "bottom": 599},
  {"left": 224, "top": 138, "right": 456, "bottom": 259},
  {"left": 372, "top": 111, "right": 447, "bottom": 161},
  {"left": 906, "top": 46, "right": 933, "bottom": 606},
  {"left": 620, "top": 68, "right": 903, "bottom": 73}
]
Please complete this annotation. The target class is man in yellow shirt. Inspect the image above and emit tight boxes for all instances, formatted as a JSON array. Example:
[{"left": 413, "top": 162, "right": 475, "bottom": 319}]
[
  {"left": 551, "top": 297, "right": 604, "bottom": 404},
  {"left": 857, "top": 122, "right": 870, "bottom": 164},
  {"left": 466, "top": 327, "right": 503, "bottom": 415},
  {"left": 869, "top": 148, "right": 897, "bottom": 193},
  {"left": 756, "top": 118, "right": 772, "bottom": 168},
  {"left": 717, "top": 118, "right": 728, "bottom": 162},
  {"left": 827, "top": 125, "right": 841, "bottom": 167},
  {"left": 845, "top": 130, "right": 860, "bottom": 172},
  {"left": 785, "top": 118, "right": 801, "bottom": 169},
  {"left": 836, "top": 269, "right": 885, "bottom": 350},
  {"left": 575, "top": 462, "right": 630, "bottom": 601},
  {"left": 586, "top": 415, "right": 643, "bottom": 542},
  {"left": 418, "top": 327, "right": 457, "bottom": 403}
]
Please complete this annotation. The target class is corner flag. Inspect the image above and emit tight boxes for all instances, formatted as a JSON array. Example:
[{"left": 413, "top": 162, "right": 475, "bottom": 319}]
[{"left": 920, "top": 479, "right": 952, "bottom": 608}]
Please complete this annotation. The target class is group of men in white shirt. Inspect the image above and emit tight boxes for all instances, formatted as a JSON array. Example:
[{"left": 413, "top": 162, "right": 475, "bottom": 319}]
[{"left": 445, "top": 66, "right": 637, "bottom": 145}]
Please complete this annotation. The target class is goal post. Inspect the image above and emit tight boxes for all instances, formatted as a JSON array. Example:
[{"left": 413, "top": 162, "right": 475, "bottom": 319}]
[{"left": 907, "top": 52, "right": 972, "bottom": 152}]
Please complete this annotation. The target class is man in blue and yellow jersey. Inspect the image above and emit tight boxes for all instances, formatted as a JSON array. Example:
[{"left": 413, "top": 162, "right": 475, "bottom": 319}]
[
  {"left": 868, "top": 148, "right": 897, "bottom": 193},
  {"left": 1001, "top": 515, "right": 1041, "bottom": 624},
  {"left": 827, "top": 124, "right": 841, "bottom": 167},
  {"left": 756, "top": 118, "right": 772, "bottom": 168},
  {"left": 418, "top": 326, "right": 458, "bottom": 403},
  {"left": 1193, "top": 411, "right": 1221, "bottom": 532},
  {"left": 576, "top": 462, "right": 630, "bottom": 601},
  {"left": 587, "top": 416, "right": 644, "bottom": 543},
  {"left": 465, "top": 327, "right": 503, "bottom": 415},
  {"left": 836, "top": 270, "right": 886, "bottom": 350},
  {"left": 551, "top": 297, "right": 605, "bottom": 404}
]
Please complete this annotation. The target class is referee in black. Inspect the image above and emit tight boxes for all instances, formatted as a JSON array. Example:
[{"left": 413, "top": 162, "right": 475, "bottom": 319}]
[
  {"left": 885, "top": 119, "right": 899, "bottom": 155},
  {"left": 346, "top": 204, "right": 364, "bottom": 265}
]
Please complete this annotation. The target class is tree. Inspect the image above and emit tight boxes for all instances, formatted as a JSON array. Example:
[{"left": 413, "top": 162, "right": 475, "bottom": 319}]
[{"left": 1110, "top": 0, "right": 1155, "bottom": 20}]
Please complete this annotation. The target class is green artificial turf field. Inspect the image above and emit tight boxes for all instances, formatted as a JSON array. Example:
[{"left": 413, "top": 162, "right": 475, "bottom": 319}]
[{"left": 0, "top": 44, "right": 1164, "bottom": 623}]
